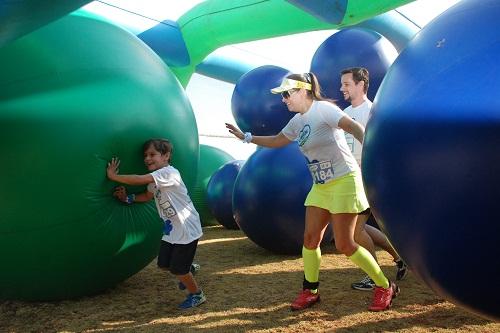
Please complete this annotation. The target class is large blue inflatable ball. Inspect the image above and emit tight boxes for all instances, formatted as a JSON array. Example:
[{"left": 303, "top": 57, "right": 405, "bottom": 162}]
[
  {"left": 231, "top": 65, "right": 293, "bottom": 135},
  {"left": 310, "top": 27, "right": 397, "bottom": 110},
  {"left": 206, "top": 160, "right": 246, "bottom": 230},
  {"left": 233, "top": 143, "right": 332, "bottom": 255},
  {"left": 362, "top": 0, "right": 500, "bottom": 321}
]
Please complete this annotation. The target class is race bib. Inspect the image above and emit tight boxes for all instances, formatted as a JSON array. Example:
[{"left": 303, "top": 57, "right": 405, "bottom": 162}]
[{"left": 308, "top": 160, "right": 334, "bottom": 184}]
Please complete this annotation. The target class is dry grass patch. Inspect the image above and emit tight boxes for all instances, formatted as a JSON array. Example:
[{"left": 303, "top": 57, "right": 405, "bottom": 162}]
[{"left": 1, "top": 226, "right": 498, "bottom": 332}]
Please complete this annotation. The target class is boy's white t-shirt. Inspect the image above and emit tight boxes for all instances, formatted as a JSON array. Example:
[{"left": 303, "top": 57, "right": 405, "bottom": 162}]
[
  {"left": 343, "top": 99, "right": 372, "bottom": 165},
  {"left": 148, "top": 165, "right": 202, "bottom": 244},
  {"left": 281, "top": 100, "right": 359, "bottom": 183}
]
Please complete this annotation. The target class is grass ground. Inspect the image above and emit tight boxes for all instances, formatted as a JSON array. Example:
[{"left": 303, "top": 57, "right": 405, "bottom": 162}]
[{"left": 1, "top": 226, "right": 499, "bottom": 332}]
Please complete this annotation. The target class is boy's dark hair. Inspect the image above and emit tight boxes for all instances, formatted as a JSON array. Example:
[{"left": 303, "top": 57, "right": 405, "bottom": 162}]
[
  {"left": 143, "top": 139, "right": 173, "bottom": 162},
  {"left": 341, "top": 67, "right": 370, "bottom": 93}
]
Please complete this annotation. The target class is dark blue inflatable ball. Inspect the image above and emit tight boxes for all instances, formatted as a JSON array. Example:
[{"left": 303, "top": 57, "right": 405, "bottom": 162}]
[
  {"left": 310, "top": 27, "right": 397, "bottom": 110},
  {"left": 362, "top": 0, "right": 500, "bottom": 321},
  {"left": 233, "top": 143, "right": 332, "bottom": 255},
  {"left": 206, "top": 160, "right": 245, "bottom": 230},
  {"left": 232, "top": 65, "right": 292, "bottom": 135}
]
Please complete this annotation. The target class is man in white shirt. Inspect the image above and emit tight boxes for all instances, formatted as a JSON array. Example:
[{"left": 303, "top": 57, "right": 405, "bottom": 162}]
[{"left": 340, "top": 67, "right": 408, "bottom": 290}]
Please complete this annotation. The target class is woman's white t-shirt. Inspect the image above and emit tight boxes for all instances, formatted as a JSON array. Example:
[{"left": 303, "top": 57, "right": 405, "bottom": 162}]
[{"left": 281, "top": 100, "right": 359, "bottom": 184}]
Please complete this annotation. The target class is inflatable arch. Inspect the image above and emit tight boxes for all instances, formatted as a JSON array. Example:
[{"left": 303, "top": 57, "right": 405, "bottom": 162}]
[
  {"left": 195, "top": 9, "right": 419, "bottom": 84},
  {"left": 135, "top": 0, "right": 418, "bottom": 85},
  {"left": 1, "top": 0, "right": 418, "bottom": 85}
]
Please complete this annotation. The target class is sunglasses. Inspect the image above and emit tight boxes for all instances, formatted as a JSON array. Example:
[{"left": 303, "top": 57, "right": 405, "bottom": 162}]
[{"left": 281, "top": 89, "right": 298, "bottom": 99}]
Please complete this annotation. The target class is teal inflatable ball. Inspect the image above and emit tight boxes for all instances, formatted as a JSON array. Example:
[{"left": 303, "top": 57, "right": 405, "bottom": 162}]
[
  {"left": 362, "top": 0, "right": 500, "bottom": 321},
  {"left": 206, "top": 160, "right": 246, "bottom": 230},
  {"left": 191, "top": 145, "right": 234, "bottom": 227},
  {"left": 310, "top": 27, "right": 397, "bottom": 110},
  {"left": 0, "top": 11, "right": 198, "bottom": 300}
]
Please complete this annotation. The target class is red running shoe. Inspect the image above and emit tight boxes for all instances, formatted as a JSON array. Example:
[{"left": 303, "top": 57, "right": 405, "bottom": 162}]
[
  {"left": 368, "top": 281, "right": 400, "bottom": 311},
  {"left": 291, "top": 289, "right": 320, "bottom": 311}
]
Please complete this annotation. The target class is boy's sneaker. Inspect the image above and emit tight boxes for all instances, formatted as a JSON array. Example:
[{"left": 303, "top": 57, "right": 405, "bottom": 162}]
[
  {"left": 368, "top": 281, "right": 400, "bottom": 311},
  {"left": 290, "top": 289, "right": 320, "bottom": 311},
  {"left": 178, "top": 263, "right": 201, "bottom": 290},
  {"left": 351, "top": 275, "right": 375, "bottom": 291},
  {"left": 395, "top": 259, "right": 408, "bottom": 281},
  {"left": 178, "top": 290, "right": 206, "bottom": 310},
  {"left": 191, "top": 263, "right": 201, "bottom": 273}
]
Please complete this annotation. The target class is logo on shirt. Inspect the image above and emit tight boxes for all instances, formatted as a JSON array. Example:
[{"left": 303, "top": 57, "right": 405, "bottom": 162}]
[
  {"left": 156, "top": 189, "right": 177, "bottom": 218},
  {"left": 298, "top": 125, "right": 311, "bottom": 146},
  {"left": 163, "top": 219, "right": 173, "bottom": 235}
]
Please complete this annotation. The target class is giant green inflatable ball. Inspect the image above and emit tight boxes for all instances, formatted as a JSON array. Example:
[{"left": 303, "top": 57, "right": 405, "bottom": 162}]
[
  {"left": 191, "top": 145, "right": 234, "bottom": 226},
  {"left": 0, "top": 11, "right": 199, "bottom": 300}
]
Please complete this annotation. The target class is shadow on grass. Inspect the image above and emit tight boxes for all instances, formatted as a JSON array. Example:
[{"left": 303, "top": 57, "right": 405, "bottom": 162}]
[{"left": 0, "top": 226, "right": 497, "bottom": 333}]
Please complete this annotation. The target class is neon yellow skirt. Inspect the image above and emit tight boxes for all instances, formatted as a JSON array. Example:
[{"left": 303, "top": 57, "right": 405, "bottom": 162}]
[{"left": 305, "top": 171, "right": 369, "bottom": 214}]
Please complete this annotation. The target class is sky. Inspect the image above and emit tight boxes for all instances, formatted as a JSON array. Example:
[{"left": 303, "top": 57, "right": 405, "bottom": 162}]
[{"left": 84, "top": 0, "right": 460, "bottom": 159}]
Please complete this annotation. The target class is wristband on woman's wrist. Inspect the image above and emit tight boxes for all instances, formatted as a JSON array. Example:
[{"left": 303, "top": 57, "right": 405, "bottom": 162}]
[
  {"left": 125, "top": 194, "right": 135, "bottom": 204},
  {"left": 243, "top": 132, "right": 252, "bottom": 143}
]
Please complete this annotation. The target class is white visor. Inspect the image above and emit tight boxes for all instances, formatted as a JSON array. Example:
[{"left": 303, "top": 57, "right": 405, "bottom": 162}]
[{"left": 270, "top": 78, "right": 312, "bottom": 94}]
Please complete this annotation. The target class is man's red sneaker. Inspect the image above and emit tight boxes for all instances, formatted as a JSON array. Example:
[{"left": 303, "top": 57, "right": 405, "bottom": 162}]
[
  {"left": 368, "top": 281, "right": 400, "bottom": 311},
  {"left": 291, "top": 289, "right": 320, "bottom": 311}
]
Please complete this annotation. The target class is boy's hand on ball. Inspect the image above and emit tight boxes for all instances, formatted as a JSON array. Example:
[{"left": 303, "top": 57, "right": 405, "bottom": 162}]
[
  {"left": 113, "top": 186, "right": 127, "bottom": 202},
  {"left": 106, "top": 157, "right": 120, "bottom": 180}
]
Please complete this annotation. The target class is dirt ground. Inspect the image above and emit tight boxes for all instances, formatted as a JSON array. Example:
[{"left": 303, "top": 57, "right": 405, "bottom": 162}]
[{"left": 1, "top": 226, "right": 499, "bottom": 333}]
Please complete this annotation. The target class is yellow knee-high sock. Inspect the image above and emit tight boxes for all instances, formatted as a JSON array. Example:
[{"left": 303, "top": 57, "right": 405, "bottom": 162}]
[
  {"left": 348, "top": 246, "right": 389, "bottom": 288},
  {"left": 303, "top": 246, "right": 321, "bottom": 283}
]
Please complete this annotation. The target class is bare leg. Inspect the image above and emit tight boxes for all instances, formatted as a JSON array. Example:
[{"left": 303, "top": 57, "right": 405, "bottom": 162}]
[
  {"left": 332, "top": 212, "right": 389, "bottom": 287},
  {"left": 365, "top": 224, "right": 400, "bottom": 261},
  {"left": 365, "top": 223, "right": 408, "bottom": 281},
  {"left": 331, "top": 213, "right": 359, "bottom": 256},
  {"left": 303, "top": 206, "right": 331, "bottom": 249},
  {"left": 177, "top": 272, "right": 200, "bottom": 294},
  {"left": 354, "top": 214, "right": 378, "bottom": 261}
]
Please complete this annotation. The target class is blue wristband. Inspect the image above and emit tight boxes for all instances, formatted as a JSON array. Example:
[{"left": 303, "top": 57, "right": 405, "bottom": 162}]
[{"left": 126, "top": 194, "right": 135, "bottom": 204}]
